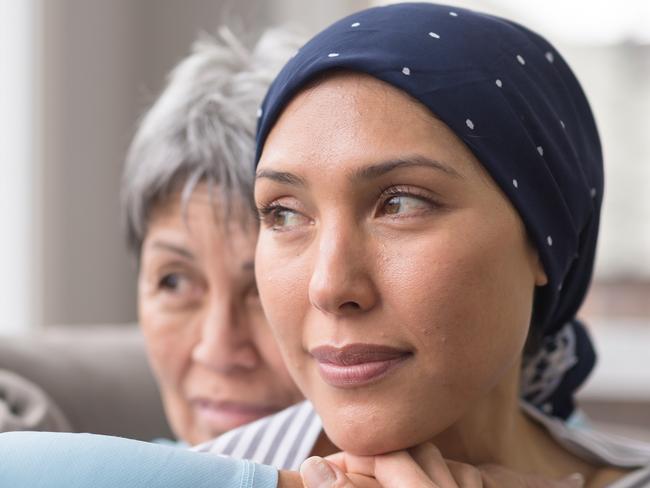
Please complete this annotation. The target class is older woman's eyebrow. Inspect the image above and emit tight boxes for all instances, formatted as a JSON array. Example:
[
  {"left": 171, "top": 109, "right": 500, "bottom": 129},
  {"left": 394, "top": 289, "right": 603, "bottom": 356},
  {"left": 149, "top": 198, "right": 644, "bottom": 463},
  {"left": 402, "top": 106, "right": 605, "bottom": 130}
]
[
  {"left": 255, "top": 169, "right": 306, "bottom": 187},
  {"left": 150, "top": 241, "right": 195, "bottom": 261},
  {"left": 352, "top": 155, "right": 462, "bottom": 181}
]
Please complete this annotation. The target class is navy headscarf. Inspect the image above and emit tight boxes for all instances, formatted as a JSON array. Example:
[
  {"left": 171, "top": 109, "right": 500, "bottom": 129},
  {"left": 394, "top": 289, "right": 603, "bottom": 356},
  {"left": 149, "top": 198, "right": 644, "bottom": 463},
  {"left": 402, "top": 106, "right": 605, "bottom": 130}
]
[{"left": 255, "top": 3, "right": 602, "bottom": 420}]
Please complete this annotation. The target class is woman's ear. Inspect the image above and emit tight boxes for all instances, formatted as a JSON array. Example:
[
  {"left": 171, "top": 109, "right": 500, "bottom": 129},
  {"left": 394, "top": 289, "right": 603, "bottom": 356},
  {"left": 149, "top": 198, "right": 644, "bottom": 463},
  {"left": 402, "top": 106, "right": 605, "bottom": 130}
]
[{"left": 533, "top": 252, "right": 548, "bottom": 287}]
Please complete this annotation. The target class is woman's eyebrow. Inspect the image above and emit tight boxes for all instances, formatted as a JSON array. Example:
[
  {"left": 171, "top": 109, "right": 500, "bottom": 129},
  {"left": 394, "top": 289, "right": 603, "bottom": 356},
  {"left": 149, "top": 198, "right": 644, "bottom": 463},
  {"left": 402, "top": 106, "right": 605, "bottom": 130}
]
[
  {"left": 255, "top": 169, "right": 306, "bottom": 187},
  {"left": 255, "top": 155, "right": 460, "bottom": 187},
  {"left": 150, "top": 241, "right": 195, "bottom": 261},
  {"left": 352, "top": 155, "right": 463, "bottom": 181}
]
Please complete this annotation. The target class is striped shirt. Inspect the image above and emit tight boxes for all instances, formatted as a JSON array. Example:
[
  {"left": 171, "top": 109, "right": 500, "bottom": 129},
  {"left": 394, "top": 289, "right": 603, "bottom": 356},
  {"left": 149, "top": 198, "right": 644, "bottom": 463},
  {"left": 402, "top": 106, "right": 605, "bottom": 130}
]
[
  {"left": 192, "top": 401, "right": 321, "bottom": 471},
  {"left": 193, "top": 400, "right": 650, "bottom": 486}
]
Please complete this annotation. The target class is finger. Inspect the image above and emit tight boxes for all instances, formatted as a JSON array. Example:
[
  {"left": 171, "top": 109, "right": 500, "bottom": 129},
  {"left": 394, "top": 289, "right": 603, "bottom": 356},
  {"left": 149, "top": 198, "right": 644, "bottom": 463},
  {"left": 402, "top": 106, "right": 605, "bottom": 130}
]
[
  {"left": 560, "top": 473, "right": 585, "bottom": 488},
  {"left": 409, "top": 443, "right": 461, "bottom": 486},
  {"left": 326, "top": 450, "right": 440, "bottom": 488},
  {"left": 301, "top": 456, "right": 368, "bottom": 488},
  {"left": 373, "top": 451, "right": 441, "bottom": 488},
  {"left": 324, "top": 452, "right": 376, "bottom": 477},
  {"left": 446, "top": 460, "right": 483, "bottom": 486}
]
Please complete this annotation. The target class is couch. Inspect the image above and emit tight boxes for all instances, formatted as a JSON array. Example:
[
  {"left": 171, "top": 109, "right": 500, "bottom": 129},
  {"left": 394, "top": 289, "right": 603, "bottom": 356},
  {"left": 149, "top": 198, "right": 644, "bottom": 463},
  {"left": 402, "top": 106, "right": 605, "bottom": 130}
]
[{"left": 0, "top": 325, "right": 173, "bottom": 441}]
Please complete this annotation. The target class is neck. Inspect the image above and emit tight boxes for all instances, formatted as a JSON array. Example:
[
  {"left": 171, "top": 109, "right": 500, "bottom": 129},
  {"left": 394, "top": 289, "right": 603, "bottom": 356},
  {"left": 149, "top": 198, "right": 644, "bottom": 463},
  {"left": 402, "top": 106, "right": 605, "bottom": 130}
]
[{"left": 431, "top": 363, "right": 595, "bottom": 478}]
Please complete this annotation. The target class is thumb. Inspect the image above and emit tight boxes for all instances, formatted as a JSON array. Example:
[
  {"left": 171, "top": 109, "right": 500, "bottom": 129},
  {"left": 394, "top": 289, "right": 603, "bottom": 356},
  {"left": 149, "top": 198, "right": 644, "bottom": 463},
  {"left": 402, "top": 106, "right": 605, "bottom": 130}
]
[{"left": 301, "top": 456, "right": 356, "bottom": 488}]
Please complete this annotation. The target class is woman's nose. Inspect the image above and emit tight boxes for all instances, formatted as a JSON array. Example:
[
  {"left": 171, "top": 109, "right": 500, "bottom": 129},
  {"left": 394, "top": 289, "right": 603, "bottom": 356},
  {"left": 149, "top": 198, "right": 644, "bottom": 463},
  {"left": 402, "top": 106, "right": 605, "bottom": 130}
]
[
  {"left": 191, "top": 298, "right": 259, "bottom": 373},
  {"left": 308, "top": 225, "right": 378, "bottom": 316}
]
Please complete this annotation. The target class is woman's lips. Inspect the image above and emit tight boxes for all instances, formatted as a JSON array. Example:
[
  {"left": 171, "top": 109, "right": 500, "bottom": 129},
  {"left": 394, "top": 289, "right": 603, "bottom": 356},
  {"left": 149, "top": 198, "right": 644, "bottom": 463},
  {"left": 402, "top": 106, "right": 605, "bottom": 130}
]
[
  {"left": 309, "top": 344, "right": 412, "bottom": 388},
  {"left": 192, "top": 399, "right": 279, "bottom": 432}
]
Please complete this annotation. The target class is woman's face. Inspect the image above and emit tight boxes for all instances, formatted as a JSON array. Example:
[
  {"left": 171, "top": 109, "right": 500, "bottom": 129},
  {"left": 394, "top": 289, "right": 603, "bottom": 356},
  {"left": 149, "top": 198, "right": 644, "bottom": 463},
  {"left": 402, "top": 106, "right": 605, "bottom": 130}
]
[
  {"left": 255, "top": 73, "right": 548, "bottom": 455},
  {"left": 138, "top": 184, "right": 303, "bottom": 445}
]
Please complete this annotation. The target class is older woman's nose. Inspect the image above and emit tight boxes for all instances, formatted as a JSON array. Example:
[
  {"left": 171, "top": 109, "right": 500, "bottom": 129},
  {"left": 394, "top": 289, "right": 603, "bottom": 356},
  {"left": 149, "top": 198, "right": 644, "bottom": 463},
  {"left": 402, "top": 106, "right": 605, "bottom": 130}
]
[
  {"left": 191, "top": 299, "right": 259, "bottom": 373},
  {"left": 308, "top": 225, "right": 378, "bottom": 316}
]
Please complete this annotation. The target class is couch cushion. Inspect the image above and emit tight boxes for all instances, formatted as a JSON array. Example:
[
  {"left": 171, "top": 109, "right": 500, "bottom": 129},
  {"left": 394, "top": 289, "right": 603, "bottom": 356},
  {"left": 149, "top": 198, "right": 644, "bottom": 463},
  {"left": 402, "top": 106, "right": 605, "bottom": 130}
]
[{"left": 0, "top": 325, "right": 172, "bottom": 441}]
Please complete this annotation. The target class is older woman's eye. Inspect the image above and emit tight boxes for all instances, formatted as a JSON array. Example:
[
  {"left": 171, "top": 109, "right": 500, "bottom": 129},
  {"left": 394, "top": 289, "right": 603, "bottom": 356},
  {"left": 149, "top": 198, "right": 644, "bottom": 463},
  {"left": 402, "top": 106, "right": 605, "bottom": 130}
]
[
  {"left": 382, "top": 194, "right": 435, "bottom": 217},
  {"left": 159, "top": 273, "right": 190, "bottom": 293}
]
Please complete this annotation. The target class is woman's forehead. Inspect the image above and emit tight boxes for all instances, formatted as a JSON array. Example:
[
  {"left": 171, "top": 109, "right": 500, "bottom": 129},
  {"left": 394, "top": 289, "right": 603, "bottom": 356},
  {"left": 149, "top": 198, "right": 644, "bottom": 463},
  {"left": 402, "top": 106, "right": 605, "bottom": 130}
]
[{"left": 260, "top": 72, "right": 486, "bottom": 183}]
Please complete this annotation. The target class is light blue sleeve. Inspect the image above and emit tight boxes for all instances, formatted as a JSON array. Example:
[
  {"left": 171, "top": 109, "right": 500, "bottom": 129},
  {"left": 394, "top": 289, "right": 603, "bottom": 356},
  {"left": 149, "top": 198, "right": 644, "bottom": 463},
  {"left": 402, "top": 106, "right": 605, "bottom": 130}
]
[{"left": 0, "top": 431, "right": 278, "bottom": 488}]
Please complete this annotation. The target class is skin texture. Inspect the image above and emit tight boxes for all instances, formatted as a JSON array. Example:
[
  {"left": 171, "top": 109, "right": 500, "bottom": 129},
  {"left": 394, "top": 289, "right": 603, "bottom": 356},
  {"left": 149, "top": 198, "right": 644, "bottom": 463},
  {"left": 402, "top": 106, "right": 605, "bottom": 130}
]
[
  {"left": 254, "top": 72, "right": 608, "bottom": 479},
  {"left": 138, "top": 185, "right": 303, "bottom": 445}
]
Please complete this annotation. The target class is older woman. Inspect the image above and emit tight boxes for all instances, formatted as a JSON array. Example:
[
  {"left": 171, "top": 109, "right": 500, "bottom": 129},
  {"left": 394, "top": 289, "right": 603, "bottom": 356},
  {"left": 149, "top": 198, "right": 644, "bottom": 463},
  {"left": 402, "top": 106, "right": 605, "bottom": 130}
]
[
  {"left": 121, "top": 27, "right": 304, "bottom": 444},
  {"left": 198, "top": 3, "right": 650, "bottom": 487}
]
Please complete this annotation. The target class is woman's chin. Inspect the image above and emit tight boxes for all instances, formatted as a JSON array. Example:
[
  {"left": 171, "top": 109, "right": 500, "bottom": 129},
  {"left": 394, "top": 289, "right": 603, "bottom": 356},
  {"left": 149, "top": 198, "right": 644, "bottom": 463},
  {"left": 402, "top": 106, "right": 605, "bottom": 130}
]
[{"left": 322, "top": 417, "right": 423, "bottom": 456}]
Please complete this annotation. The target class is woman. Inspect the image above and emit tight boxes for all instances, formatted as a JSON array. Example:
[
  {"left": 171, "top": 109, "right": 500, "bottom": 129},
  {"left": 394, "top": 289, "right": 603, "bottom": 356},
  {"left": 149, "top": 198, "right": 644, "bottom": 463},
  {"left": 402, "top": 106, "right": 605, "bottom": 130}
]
[
  {"left": 207, "top": 2, "right": 650, "bottom": 486},
  {"left": 121, "top": 27, "right": 304, "bottom": 444}
]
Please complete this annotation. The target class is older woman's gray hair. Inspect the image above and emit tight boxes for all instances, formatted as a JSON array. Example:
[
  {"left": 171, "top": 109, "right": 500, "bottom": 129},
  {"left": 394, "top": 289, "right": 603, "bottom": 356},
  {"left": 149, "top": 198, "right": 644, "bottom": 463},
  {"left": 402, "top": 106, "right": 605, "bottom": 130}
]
[{"left": 122, "top": 27, "right": 302, "bottom": 255}]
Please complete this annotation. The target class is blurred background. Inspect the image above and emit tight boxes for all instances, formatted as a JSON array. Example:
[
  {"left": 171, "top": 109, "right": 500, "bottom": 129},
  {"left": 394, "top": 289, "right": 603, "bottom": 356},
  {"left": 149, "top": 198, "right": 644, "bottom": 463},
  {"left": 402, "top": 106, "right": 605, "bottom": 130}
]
[{"left": 0, "top": 0, "right": 648, "bottom": 438}]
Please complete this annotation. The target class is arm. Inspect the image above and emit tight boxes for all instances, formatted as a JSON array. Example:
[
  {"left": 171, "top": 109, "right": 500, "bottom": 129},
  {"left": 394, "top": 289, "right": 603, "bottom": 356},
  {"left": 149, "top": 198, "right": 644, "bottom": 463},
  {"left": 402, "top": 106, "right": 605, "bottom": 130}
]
[{"left": 0, "top": 431, "right": 277, "bottom": 488}]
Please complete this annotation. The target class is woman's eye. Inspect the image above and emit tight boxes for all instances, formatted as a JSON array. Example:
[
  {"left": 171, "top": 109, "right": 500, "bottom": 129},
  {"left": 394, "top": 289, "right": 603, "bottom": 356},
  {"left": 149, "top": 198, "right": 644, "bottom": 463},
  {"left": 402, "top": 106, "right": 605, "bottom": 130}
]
[
  {"left": 261, "top": 205, "right": 310, "bottom": 230},
  {"left": 382, "top": 194, "right": 433, "bottom": 216}
]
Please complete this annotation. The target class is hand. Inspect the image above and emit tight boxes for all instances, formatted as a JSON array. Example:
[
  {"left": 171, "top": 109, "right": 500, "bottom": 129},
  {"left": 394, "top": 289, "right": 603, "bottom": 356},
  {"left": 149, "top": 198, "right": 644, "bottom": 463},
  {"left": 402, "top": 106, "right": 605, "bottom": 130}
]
[
  {"left": 299, "top": 443, "right": 585, "bottom": 488},
  {"left": 278, "top": 462, "right": 380, "bottom": 488}
]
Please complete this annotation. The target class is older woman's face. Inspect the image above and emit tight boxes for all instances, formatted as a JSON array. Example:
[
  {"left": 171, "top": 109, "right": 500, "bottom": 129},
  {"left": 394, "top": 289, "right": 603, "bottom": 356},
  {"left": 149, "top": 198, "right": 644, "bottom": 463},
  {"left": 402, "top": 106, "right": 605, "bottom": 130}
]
[
  {"left": 138, "top": 184, "right": 302, "bottom": 445},
  {"left": 255, "top": 73, "right": 548, "bottom": 454}
]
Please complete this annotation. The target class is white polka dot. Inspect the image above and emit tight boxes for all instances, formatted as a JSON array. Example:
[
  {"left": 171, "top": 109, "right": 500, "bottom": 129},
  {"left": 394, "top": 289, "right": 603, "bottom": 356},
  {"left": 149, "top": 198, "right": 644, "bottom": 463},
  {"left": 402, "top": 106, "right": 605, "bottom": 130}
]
[
  {"left": 512, "top": 179, "right": 519, "bottom": 188},
  {"left": 351, "top": 22, "right": 360, "bottom": 27},
  {"left": 449, "top": 11, "right": 458, "bottom": 16},
  {"left": 428, "top": 32, "right": 440, "bottom": 39},
  {"left": 560, "top": 120, "right": 566, "bottom": 129},
  {"left": 495, "top": 78, "right": 503, "bottom": 88},
  {"left": 545, "top": 51, "right": 555, "bottom": 63},
  {"left": 542, "top": 403, "right": 553, "bottom": 414},
  {"left": 402, "top": 66, "right": 411, "bottom": 76},
  {"left": 256, "top": 107, "right": 263, "bottom": 118},
  {"left": 590, "top": 188, "right": 597, "bottom": 198},
  {"left": 465, "top": 118, "right": 474, "bottom": 130},
  {"left": 558, "top": 282, "right": 564, "bottom": 291},
  {"left": 327, "top": 52, "right": 339, "bottom": 58},
  {"left": 537, "top": 146, "right": 544, "bottom": 156},
  {"left": 516, "top": 54, "right": 526, "bottom": 65},
  {"left": 547, "top": 235, "right": 553, "bottom": 246}
]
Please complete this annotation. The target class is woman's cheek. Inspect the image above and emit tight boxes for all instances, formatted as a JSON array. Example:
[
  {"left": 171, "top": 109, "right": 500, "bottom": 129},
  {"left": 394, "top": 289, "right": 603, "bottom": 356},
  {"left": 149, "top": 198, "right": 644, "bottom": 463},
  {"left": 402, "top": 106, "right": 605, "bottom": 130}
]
[{"left": 257, "top": 239, "right": 309, "bottom": 327}]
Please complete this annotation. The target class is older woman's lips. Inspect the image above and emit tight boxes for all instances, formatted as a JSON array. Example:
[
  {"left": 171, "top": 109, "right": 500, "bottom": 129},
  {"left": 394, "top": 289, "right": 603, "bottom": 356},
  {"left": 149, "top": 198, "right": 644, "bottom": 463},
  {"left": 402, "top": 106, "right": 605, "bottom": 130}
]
[
  {"left": 193, "top": 399, "right": 279, "bottom": 431},
  {"left": 310, "top": 344, "right": 411, "bottom": 388}
]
